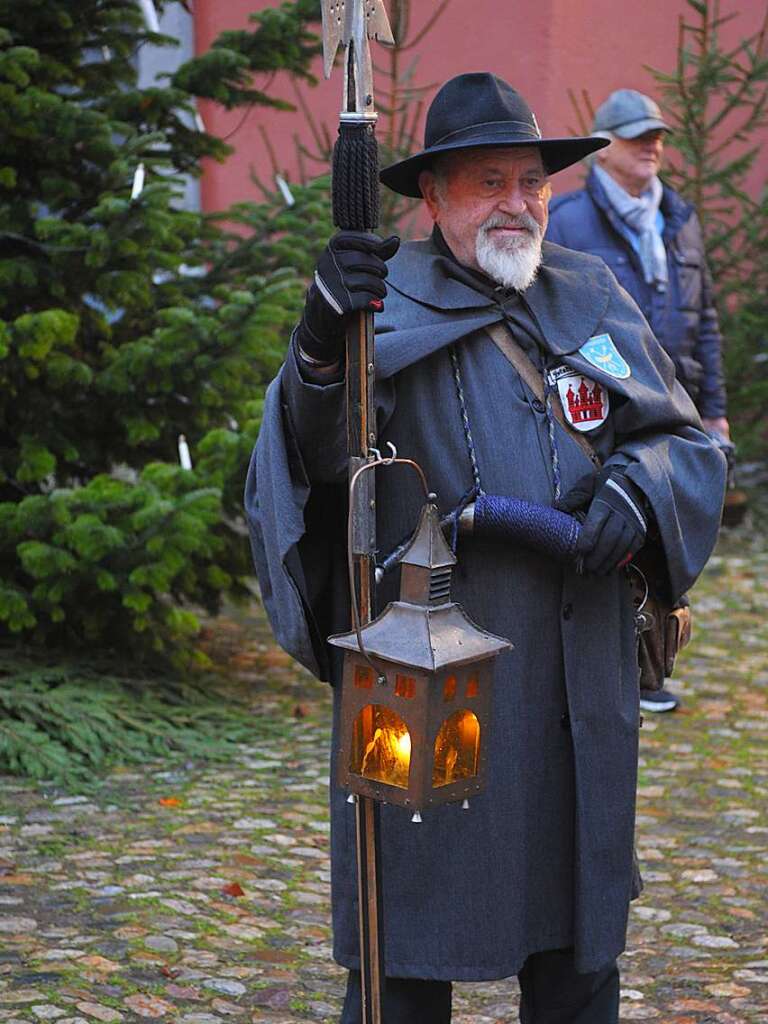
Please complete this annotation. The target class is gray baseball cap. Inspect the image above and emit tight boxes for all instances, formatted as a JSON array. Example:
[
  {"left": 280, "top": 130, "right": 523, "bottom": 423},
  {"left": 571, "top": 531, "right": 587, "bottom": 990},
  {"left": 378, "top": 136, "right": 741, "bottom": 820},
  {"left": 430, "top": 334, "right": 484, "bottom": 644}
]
[{"left": 592, "top": 89, "right": 671, "bottom": 139}]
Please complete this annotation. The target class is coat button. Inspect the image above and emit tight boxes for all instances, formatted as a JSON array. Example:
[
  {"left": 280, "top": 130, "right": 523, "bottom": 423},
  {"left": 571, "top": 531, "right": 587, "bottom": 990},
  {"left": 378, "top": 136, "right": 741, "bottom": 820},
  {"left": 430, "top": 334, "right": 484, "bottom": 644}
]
[
  {"left": 532, "top": 398, "right": 545, "bottom": 413},
  {"left": 562, "top": 603, "right": 573, "bottom": 620},
  {"left": 560, "top": 712, "right": 570, "bottom": 730}
]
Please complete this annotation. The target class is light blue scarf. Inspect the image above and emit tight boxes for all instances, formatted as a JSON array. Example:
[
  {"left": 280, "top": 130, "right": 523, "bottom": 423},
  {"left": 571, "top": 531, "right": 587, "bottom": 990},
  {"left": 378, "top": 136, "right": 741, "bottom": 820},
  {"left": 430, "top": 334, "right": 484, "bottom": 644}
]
[{"left": 594, "top": 164, "right": 667, "bottom": 292}]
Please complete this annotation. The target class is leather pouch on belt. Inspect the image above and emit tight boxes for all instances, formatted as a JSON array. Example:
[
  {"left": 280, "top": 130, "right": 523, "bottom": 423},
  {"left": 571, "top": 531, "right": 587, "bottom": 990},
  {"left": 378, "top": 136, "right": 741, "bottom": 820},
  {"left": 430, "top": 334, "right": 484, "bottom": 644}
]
[
  {"left": 664, "top": 604, "right": 692, "bottom": 677},
  {"left": 637, "top": 595, "right": 693, "bottom": 692}
]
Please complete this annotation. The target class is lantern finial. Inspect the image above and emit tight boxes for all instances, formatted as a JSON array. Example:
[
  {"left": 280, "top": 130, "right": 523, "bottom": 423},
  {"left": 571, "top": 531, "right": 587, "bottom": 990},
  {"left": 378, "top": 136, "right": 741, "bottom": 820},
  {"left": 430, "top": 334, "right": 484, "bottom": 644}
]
[{"left": 398, "top": 503, "right": 456, "bottom": 606}]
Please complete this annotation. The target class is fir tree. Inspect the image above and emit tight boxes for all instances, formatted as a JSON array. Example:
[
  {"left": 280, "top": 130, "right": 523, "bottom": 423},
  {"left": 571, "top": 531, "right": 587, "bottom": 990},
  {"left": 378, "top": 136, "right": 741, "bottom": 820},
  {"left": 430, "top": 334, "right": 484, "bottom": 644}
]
[
  {"left": 0, "top": 0, "right": 327, "bottom": 661},
  {"left": 647, "top": 0, "right": 768, "bottom": 454}
]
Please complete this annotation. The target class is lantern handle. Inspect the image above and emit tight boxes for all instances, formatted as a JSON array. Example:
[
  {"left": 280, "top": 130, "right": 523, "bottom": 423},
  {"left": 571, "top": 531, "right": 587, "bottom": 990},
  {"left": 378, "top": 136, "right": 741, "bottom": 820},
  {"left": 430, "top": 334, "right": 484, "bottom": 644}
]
[
  {"left": 368, "top": 442, "right": 430, "bottom": 494},
  {"left": 347, "top": 447, "right": 433, "bottom": 679}
]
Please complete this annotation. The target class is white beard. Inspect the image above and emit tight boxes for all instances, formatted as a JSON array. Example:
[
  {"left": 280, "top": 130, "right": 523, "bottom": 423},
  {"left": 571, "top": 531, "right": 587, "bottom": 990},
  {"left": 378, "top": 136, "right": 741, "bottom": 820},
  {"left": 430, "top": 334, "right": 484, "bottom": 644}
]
[{"left": 475, "top": 212, "right": 544, "bottom": 291}]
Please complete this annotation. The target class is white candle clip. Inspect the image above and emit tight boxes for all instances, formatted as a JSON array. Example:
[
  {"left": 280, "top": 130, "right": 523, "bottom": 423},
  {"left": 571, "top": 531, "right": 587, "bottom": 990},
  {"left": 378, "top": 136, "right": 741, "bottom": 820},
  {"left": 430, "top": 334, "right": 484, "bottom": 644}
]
[{"left": 177, "top": 434, "right": 192, "bottom": 471}]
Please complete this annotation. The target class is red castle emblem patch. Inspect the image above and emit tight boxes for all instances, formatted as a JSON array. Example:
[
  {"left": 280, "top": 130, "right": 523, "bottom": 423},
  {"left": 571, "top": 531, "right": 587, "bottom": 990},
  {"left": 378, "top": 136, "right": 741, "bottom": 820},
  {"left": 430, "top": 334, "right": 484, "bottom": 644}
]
[{"left": 547, "top": 365, "right": 610, "bottom": 433}]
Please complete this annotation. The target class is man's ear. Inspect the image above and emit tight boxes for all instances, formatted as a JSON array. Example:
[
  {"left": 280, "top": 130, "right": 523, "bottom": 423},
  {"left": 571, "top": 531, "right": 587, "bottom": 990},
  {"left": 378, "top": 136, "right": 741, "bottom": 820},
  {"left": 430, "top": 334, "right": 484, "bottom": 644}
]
[{"left": 418, "top": 170, "right": 440, "bottom": 221}]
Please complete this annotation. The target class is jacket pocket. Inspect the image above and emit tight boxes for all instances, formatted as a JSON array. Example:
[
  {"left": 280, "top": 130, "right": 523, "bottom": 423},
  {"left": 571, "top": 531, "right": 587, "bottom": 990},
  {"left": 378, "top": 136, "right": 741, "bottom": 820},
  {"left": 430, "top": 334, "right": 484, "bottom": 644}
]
[
  {"left": 673, "top": 249, "right": 703, "bottom": 310},
  {"left": 674, "top": 353, "right": 704, "bottom": 401}
]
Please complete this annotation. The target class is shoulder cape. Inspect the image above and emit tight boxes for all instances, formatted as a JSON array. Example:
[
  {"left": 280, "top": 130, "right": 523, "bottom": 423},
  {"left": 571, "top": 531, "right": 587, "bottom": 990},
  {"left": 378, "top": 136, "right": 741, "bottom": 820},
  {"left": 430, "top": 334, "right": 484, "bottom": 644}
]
[{"left": 246, "top": 240, "right": 726, "bottom": 679}]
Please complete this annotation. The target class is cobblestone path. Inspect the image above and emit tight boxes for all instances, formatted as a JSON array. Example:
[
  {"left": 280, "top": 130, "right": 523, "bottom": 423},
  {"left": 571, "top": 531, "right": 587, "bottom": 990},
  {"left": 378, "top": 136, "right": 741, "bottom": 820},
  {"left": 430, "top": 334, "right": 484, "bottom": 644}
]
[{"left": 1, "top": 534, "right": 767, "bottom": 1023}]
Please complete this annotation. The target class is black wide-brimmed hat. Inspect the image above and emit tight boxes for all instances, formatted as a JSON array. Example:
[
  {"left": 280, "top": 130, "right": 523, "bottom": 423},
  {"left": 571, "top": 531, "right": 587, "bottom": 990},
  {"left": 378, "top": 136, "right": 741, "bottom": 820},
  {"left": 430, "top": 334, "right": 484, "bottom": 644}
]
[{"left": 380, "top": 73, "right": 610, "bottom": 198}]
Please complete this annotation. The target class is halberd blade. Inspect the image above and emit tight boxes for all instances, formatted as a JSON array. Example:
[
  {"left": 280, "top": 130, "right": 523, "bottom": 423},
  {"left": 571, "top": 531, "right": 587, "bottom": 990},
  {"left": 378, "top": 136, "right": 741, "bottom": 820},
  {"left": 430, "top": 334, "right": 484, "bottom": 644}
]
[
  {"left": 321, "top": 0, "right": 394, "bottom": 79},
  {"left": 321, "top": 0, "right": 345, "bottom": 78},
  {"left": 362, "top": 0, "right": 395, "bottom": 46}
]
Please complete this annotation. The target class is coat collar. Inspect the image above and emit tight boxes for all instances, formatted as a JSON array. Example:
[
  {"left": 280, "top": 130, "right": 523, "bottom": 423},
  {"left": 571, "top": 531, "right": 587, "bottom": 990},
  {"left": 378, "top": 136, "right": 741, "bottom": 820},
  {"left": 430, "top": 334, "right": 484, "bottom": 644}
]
[
  {"left": 585, "top": 165, "right": 693, "bottom": 241},
  {"left": 380, "top": 234, "right": 612, "bottom": 376}
]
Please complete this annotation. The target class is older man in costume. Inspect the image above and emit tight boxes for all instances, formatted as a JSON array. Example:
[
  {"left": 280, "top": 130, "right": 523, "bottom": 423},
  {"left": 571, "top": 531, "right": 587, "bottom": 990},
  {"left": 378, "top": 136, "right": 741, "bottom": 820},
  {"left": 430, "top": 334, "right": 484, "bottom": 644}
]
[{"left": 246, "top": 74, "right": 725, "bottom": 1023}]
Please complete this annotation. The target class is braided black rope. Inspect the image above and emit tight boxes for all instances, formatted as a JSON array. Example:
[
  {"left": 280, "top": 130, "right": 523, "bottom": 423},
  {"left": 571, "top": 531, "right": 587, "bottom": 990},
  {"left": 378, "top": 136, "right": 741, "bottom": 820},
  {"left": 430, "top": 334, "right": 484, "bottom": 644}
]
[
  {"left": 542, "top": 375, "right": 563, "bottom": 503},
  {"left": 449, "top": 346, "right": 484, "bottom": 496},
  {"left": 332, "top": 122, "right": 380, "bottom": 231},
  {"left": 452, "top": 327, "right": 565, "bottom": 504}
]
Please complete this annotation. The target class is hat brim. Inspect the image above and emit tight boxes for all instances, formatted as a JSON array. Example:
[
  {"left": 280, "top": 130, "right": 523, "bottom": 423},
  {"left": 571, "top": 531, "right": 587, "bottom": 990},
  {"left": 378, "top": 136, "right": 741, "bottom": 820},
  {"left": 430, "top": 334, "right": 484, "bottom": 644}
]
[
  {"left": 613, "top": 117, "right": 672, "bottom": 140},
  {"left": 380, "top": 135, "right": 610, "bottom": 199}
]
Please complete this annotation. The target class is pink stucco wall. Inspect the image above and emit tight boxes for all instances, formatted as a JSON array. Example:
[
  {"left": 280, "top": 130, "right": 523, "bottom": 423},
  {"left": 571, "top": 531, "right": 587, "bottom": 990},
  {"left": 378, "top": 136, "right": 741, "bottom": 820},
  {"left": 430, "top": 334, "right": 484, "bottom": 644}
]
[{"left": 195, "top": 1, "right": 767, "bottom": 219}]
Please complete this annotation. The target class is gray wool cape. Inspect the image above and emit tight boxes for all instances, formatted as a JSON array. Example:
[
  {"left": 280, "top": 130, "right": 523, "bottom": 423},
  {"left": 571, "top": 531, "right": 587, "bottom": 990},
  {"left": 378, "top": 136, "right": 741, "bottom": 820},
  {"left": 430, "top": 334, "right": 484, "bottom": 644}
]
[{"left": 245, "top": 237, "right": 726, "bottom": 981}]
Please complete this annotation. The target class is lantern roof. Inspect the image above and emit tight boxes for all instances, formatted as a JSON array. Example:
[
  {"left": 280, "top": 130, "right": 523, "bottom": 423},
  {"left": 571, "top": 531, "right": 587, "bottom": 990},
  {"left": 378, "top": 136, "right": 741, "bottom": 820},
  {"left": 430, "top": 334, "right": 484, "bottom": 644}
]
[
  {"left": 399, "top": 502, "right": 456, "bottom": 571},
  {"left": 328, "top": 600, "right": 511, "bottom": 672}
]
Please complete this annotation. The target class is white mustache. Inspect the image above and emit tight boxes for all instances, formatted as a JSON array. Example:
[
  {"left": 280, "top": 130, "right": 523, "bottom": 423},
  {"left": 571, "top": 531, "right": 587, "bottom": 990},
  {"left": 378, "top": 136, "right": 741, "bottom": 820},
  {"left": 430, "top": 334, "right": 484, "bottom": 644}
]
[{"left": 480, "top": 212, "right": 541, "bottom": 236}]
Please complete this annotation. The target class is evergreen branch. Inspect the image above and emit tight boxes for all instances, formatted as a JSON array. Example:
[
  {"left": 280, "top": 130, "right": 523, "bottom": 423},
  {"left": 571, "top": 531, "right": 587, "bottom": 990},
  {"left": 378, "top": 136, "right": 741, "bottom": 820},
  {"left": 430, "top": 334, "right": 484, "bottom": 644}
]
[
  {"left": 258, "top": 125, "right": 281, "bottom": 178},
  {"left": 290, "top": 78, "right": 329, "bottom": 160},
  {"left": 0, "top": 655, "right": 273, "bottom": 789}
]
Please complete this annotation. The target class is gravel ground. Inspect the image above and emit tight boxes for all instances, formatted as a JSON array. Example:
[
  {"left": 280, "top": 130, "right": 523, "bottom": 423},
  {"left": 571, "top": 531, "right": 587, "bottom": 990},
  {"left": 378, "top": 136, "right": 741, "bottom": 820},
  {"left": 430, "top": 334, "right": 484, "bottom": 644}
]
[{"left": 0, "top": 530, "right": 766, "bottom": 1023}]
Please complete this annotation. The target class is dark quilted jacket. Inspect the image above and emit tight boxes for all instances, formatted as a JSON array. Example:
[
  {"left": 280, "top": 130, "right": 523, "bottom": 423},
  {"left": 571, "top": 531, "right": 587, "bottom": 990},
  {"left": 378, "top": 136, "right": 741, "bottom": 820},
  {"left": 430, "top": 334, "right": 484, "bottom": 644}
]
[{"left": 547, "top": 167, "right": 726, "bottom": 418}]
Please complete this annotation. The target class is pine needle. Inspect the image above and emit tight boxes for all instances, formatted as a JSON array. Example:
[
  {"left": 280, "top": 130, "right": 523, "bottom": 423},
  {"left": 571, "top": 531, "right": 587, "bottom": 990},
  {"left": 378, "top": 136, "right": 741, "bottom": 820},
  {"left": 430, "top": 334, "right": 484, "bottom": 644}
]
[{"left": 0, "top": 654, "right": 279, "bottom": 791}]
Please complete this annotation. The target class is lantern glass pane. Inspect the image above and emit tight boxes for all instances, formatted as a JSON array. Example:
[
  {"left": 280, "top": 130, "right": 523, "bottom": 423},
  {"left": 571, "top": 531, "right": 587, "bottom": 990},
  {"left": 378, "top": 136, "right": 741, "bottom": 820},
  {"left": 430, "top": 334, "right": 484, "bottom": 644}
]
[
  {"left": 433, "top": 710, "right": 480, "bottom": 788},
  {"left": 354, "top": 664, "right": 374, "bottom": 689},
  {"left": 443, "top": 675, "right": 457, "bottom": 701},
  {"left": 395, "top": 674, "right": 416, "bottom": 699},
  {"left": 350, "top": 704, "right": 411, "bottom": 789}
]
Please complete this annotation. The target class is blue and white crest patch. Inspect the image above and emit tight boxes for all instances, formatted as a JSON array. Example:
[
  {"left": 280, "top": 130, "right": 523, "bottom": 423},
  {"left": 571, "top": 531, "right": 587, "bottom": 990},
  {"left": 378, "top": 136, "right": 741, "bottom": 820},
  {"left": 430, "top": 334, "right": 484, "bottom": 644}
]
[{"left": 578, "top": 334, "right": 631, "bottom": 380}]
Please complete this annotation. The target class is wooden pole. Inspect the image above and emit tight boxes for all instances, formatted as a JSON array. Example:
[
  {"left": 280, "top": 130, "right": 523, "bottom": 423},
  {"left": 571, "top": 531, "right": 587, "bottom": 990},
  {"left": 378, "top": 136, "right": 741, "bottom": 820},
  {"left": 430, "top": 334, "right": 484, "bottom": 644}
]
[
  {"left": 320, "top": 5, "right": 395, "bottom": 1021},
  {"left": 346, "top": 307, "right": 385, "bottom": 1023}
]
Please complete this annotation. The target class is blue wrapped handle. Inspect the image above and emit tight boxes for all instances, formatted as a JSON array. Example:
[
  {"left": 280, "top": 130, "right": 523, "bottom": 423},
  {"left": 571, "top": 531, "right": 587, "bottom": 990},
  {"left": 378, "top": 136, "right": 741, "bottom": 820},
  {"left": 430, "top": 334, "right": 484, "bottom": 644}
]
[
  {"left": 377, "top": 492, "right": 584, "bottom": 581},
  {"left": 471, "top": 494, "right": 581, "bottom": 563}
]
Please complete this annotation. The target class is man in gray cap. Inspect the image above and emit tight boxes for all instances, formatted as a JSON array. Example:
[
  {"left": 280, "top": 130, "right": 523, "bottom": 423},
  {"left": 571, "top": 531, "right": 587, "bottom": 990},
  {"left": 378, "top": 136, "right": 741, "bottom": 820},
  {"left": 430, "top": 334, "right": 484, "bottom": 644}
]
[
  {"left": 547, "top": 89, "right": 729, "bottom": 713},
  {"left": 247, "top": 74, "right": 725, "bottom": 1022}
]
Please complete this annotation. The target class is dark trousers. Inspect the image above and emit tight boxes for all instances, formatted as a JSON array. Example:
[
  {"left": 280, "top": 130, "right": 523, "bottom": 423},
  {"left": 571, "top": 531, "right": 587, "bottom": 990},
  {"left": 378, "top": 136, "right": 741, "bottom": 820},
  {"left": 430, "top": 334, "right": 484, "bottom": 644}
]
[{"left": 340, "top": 949, "right": 619, "bottom": 1024}]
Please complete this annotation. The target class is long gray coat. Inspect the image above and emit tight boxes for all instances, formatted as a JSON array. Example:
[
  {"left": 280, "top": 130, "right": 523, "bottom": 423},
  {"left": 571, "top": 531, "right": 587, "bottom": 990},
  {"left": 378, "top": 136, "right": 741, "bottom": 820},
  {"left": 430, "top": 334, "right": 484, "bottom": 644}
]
[{"left": 245, "top": 238, "right": 725, "bottom": 980}]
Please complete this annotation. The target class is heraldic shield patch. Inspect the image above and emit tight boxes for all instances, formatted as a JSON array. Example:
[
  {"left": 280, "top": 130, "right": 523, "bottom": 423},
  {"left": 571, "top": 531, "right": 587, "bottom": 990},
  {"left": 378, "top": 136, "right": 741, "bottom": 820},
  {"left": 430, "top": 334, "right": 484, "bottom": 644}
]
[
  {"left": 578, "top": 333, "right": 631, "bottom": 379},
  {"left": 548, "top": 365, "right": 610, "bottom": 433}
]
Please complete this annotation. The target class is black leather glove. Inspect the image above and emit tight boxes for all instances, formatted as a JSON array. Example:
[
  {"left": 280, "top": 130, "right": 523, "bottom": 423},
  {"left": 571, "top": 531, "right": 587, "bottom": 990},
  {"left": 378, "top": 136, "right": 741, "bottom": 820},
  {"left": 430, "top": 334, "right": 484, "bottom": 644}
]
[
  {"left": 556, "top": 467, "right": 647, "bottom": 575},
  {"left": 295, "top": 231, "right": 400, "bottom": 366}
]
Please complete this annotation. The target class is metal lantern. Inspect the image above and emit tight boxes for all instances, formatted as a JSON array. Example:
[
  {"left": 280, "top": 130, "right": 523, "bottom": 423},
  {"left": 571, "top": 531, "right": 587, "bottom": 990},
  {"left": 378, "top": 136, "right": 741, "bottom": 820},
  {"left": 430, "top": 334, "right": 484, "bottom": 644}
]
[{"left": 330, "top": 502, "right": 511, "bottom": 819}]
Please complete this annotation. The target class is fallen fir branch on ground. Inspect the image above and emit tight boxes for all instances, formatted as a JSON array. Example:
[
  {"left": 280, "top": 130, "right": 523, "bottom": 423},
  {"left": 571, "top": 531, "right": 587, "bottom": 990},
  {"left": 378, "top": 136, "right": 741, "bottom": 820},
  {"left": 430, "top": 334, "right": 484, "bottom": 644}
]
[{"left": 0, "top": 653, "right": 278, "bottom": 790}]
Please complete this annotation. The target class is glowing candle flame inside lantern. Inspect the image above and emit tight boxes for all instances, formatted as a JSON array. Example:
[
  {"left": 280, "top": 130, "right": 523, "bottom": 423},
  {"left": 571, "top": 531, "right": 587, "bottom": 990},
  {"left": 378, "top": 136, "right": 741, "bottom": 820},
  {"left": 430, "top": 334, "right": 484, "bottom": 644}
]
[
  {"left": 396, "top": 729, "right": 411, "bottom": 765},
  {"left": 354, "top": 707, "right": 412, "bottom": 789},
  {"left": 433, "top": 710, "right": 480, "bottom": 787}
]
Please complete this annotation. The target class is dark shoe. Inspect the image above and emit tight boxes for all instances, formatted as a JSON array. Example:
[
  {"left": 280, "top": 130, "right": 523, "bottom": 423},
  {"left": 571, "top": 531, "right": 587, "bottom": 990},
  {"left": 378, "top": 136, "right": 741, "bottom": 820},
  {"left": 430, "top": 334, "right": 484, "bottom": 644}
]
[{"left": 639, "top": 687, "right": 680, "bottom": 713}]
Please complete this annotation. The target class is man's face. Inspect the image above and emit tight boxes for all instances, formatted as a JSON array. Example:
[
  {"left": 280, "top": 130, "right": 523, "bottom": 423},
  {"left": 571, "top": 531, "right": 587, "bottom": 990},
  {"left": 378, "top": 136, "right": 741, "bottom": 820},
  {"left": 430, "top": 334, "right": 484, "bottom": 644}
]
[
  {"left": 597, "top": 130, "right": 665, "bottom": 196},
  {"left": 419, "top": 147, "right": 551, "bottom": 290}
]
